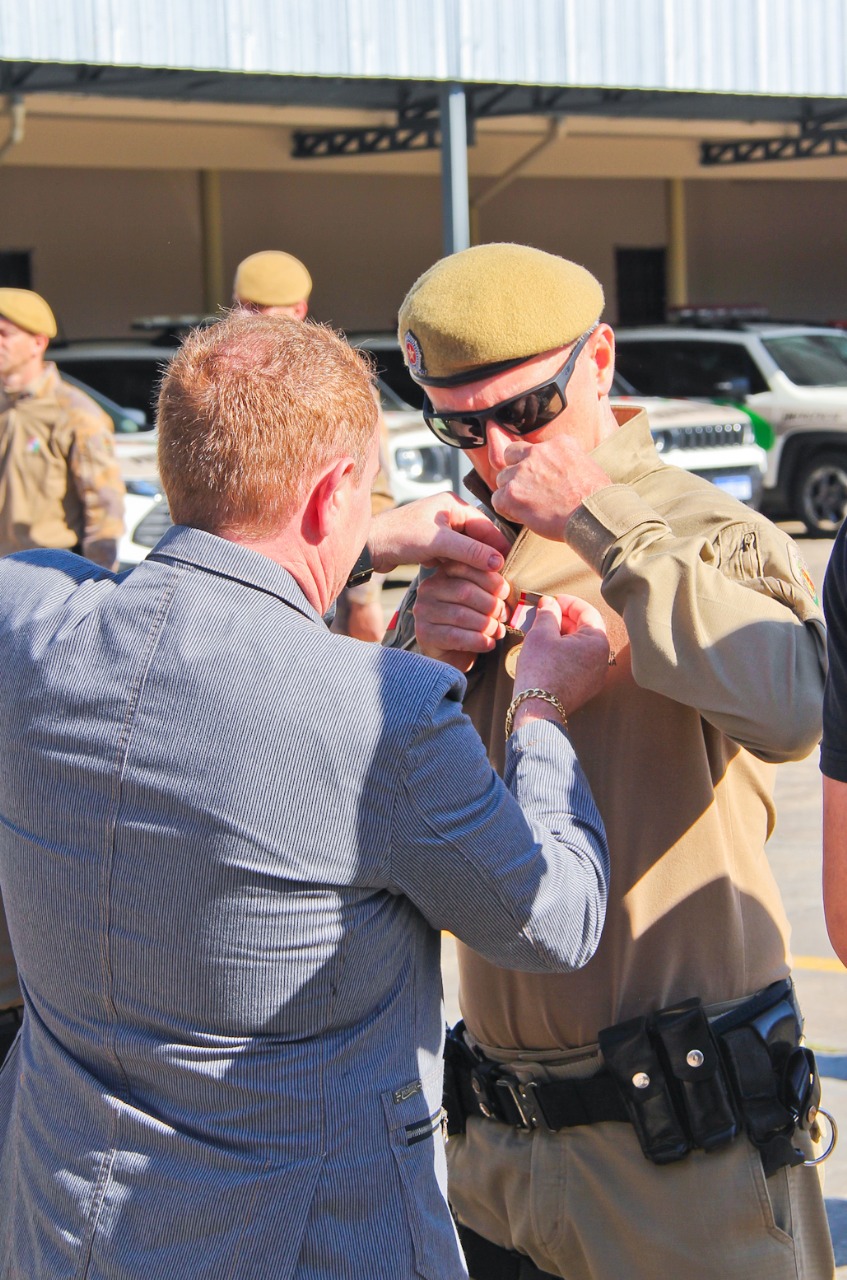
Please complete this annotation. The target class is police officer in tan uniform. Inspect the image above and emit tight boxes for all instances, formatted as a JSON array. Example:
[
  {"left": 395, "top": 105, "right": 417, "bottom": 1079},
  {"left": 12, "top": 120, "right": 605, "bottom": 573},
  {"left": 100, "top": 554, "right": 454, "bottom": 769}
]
[
  {"left": 0, "top": 287, "right": 125, "bottom": 1062},
  {"left": 387, "top": 244, "right": 835, "bottom": 1280},
  {"left": 233, "top": 251, "right": 394, "bottom": 641},
  {"left": 0, "top": 288, "right": 125, "bottom": 570}
]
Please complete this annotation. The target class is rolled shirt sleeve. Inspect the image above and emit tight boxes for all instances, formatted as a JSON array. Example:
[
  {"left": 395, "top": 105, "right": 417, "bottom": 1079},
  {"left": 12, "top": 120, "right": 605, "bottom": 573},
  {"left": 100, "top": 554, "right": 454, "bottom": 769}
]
[{"left": 566, "top": 482, "right": 826, "bottom": 763}]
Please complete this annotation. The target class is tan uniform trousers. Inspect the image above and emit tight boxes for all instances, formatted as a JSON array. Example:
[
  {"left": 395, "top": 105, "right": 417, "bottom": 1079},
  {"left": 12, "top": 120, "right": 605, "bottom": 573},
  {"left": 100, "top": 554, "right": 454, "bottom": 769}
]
[{"left": 447, "top": 1044, "right": 835, "bottom": 1280}]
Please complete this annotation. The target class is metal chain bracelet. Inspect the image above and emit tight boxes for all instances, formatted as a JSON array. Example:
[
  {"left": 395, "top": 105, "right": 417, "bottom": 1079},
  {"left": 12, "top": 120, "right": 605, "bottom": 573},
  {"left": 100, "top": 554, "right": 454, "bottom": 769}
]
[{"left": 505, "top": 688, "right": 569, "bottom": 738}]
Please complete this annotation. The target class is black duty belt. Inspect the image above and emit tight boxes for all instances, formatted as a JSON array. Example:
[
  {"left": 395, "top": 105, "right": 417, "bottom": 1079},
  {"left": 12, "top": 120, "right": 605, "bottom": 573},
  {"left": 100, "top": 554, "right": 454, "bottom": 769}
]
[
  {"left": 445, "top": 1041, "right": 627, "bottom": 1133},
  {"left": 444, "top": 979, "right": 830, "bottom": 1178},
  {"left": 0, "top": 1006, "right": 23, "bottom": 1030}
]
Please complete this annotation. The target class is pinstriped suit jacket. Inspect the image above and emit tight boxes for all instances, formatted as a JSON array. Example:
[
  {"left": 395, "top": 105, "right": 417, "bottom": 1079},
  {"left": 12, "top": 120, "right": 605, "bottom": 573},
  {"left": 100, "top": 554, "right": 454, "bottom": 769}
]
[{"left": 0, "top": 525, "right": 608, "bottom": 1280}]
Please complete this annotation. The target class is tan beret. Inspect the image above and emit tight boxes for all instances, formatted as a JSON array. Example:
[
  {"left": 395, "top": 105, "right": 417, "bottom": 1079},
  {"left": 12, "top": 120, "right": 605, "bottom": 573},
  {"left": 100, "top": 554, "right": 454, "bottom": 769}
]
[
  {"left": 233, "top": 251, "right": 312, "bottom": 307},
  {"left": 0, "top": 288, "right": 57, "bottom": 338},
  {"left": 398, "top": 243, "right": 604, "bottom": 385}
]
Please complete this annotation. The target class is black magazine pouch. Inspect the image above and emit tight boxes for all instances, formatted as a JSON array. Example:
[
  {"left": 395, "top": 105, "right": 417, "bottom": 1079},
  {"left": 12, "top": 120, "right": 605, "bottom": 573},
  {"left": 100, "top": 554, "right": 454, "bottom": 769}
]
[
  {"left": 598, "top": 1015, "right": 690, "bottom": 1164},
  {"left": 651, "top": 998, "right": 739, "bottom": 1152}
]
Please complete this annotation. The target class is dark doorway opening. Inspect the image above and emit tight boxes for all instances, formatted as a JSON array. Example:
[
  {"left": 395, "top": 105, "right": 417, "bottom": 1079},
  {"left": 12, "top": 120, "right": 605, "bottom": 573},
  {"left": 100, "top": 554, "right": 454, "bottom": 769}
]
[
  {"left": 0, "top": 250, "right": 32, "bottom": 289},
  {"left": 616, "top": 247, "right": 666, "bottom": 326}
]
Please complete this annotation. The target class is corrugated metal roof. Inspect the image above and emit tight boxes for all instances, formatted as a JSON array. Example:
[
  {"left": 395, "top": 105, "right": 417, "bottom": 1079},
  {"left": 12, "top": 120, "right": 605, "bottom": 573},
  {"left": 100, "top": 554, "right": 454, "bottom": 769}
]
[{"left": 2, "top": 0, "right": 847, "bottom": 99}]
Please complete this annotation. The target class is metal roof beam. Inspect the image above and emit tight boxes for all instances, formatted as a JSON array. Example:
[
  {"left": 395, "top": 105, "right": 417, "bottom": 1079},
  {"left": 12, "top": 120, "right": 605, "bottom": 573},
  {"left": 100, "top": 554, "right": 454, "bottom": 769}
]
[
  {"left": 701, "top": 126, "right": 847, "bottom": 165},
  {"left": 292, "top": 120, "right": 442, "bottom": 158}
]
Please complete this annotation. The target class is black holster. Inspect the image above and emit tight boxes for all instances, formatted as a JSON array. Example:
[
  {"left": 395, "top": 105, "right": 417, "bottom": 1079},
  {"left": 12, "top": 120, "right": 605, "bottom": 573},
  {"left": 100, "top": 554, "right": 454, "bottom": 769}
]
[
  {"left": 716, "top": 985, "right": 819, "bottom": 1177},
  {"left": 443, "top": 1020, "right": 482, "bottom": 1137}
]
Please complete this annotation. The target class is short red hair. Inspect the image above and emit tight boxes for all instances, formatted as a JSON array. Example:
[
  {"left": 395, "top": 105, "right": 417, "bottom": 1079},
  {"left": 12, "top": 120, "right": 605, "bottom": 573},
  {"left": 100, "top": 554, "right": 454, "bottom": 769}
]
[{"left": 157, "top": 311, "right": 378, "bottom": 537}]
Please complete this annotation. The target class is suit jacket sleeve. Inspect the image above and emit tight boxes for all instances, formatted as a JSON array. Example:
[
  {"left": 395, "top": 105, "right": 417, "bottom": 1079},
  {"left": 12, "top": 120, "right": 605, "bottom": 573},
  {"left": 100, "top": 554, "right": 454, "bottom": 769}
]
[{"left": 388, "top": 671, "right": 609, "bottom": 973}]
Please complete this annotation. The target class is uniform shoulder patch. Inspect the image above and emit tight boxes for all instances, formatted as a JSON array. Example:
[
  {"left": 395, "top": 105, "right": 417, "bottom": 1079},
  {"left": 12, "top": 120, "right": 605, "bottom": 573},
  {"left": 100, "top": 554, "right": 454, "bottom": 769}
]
[{"left": 789, "top": 543, "right": 820, "bottom": 606}]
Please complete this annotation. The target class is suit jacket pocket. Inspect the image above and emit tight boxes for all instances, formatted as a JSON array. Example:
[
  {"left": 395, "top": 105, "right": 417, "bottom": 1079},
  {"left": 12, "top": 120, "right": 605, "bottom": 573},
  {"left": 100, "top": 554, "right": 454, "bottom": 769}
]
[{"left": 380, "top": 1067, "right": 464, "bottom": 1279}]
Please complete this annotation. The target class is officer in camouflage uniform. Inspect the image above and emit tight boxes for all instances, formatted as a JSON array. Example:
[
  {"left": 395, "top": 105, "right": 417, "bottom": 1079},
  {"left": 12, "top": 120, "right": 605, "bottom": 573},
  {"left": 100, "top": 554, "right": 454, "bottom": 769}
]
[{"left": 0, "top": 288, "right": 125, "bottom": 571}]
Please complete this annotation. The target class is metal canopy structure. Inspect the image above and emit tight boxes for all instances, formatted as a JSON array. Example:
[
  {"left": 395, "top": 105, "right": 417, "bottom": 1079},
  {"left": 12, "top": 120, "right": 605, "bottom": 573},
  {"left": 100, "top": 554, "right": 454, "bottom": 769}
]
[
  {"left": 6, "top": 56, "right": 847, "bottom": 182},
  {"left": 4, "top": 0, "right": 847, "bottom": 246},
  {"left": 2, "top": 58, "right": 847, "bottom": 128}
]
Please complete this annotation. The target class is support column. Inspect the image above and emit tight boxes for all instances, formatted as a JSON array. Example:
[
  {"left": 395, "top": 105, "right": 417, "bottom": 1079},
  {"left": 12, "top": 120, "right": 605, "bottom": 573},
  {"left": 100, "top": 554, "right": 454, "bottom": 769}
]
[
  {"left": 199, "top": 169, "right": 225, "bottom": 314},
  {"left": 440, "top": 84, "right": 470, "bottom": 256},
  {"left": 439, "top": 84, "right": 471, "bottom": 494},
  {"left": 666, "top": 177, "right": 688, "bottom": 312}
]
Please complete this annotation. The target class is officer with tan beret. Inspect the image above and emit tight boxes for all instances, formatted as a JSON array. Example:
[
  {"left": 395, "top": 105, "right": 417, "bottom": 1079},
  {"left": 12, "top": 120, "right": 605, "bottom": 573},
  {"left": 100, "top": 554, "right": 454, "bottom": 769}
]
[
  {"left": 0, "top": 288, "right": 125, "bottom": 570},
  {"left": 233, "top": 250, "right": 395, "bottom": 641},
  {"left": 233, "top": 249, "right": 314, "bottom": 320},
  {"left": 386, "top": 243, "right": 834, "bottom": 1279}
]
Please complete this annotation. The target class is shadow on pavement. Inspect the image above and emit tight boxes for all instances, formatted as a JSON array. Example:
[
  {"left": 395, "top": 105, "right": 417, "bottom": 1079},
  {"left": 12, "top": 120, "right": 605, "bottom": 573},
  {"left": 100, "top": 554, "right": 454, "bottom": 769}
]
[
  {"left": 818, "top": 1053, "right": 847, "bottom": 1081},
  {"left": 826, "top": 1199, "right": 847, "bottom": 1266}
]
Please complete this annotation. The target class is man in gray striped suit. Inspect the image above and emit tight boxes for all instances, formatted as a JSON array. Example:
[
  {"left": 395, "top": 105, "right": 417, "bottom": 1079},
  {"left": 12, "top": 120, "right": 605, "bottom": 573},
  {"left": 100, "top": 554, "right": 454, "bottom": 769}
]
[{"left": 0, "top": 312, "right": 610, "bottom": 1279}]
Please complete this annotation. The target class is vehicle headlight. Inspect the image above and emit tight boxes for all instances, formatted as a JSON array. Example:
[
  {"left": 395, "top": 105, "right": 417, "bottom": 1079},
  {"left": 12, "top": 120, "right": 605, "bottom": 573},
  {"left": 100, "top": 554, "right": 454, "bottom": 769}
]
[
  {"left": 652, "top": 429, "right": 678, "bottom": 454},
  {"left": 393, "top": 445, "right": 451, "bottom": 485},
  {"left": 394, "top": 447, "right": 426, "bottom": 480}
]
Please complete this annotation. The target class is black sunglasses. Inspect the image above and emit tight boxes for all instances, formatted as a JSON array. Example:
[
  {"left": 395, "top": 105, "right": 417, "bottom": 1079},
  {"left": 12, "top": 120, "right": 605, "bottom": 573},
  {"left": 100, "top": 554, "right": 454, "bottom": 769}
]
[{"left": 422, "top": 327, "right": 595, "bottom": 450}]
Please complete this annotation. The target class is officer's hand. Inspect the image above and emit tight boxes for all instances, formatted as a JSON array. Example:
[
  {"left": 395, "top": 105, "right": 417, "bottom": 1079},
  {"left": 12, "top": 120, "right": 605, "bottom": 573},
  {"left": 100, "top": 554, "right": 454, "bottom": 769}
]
[
  {"left": 369, "top": 494, "right": 510, "bottom": 575},
  {"left": 413, "top": 562, "right": 510, "bottom": 672},
  {"left": 512, "top": 595, "right": 609, "bottom": 726},
  {"left": 492, "top": 436, "right": 611, "bottom": 539}
]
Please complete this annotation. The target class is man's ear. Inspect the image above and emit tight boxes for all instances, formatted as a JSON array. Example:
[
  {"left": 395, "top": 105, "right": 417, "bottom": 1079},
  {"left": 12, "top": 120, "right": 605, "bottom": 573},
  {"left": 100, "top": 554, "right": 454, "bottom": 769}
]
[
  {"left": 292, "top": 299, "right": 309, "bottom": 321},
  {"left": 305, "top": 457, "right": 356, "bottom": 542},
  {"left": 34, "top": 333, "right": 50, "bottom": 358},
  {"left": 590, "top": 324, "right": 616, "bottom": 397}
]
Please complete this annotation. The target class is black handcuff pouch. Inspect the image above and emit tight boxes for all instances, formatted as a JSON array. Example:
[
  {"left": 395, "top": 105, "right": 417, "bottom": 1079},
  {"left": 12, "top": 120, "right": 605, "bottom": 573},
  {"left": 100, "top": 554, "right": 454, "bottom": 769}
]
[
  {"left": 598, "top": 1016, "right": 691, "bottom": 1165},
  {"left": 650, "top": 998, "right": 739, "bottom": 1152}
]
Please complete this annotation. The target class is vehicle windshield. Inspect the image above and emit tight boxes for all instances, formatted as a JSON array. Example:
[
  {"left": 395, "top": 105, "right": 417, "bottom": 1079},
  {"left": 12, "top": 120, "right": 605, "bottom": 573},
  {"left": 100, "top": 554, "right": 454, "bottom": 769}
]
[
  {"left": 762, "top": 332, "right": 847, "bottom": 387},
  {"left": 376, "top": 378, "right": 410, "bottom": 412},
  {"left": 611, "top": 371, "right": 639, "bottom": 396},
  {"left": 362, "top": 346, "right": 424, "bottom": 409}
]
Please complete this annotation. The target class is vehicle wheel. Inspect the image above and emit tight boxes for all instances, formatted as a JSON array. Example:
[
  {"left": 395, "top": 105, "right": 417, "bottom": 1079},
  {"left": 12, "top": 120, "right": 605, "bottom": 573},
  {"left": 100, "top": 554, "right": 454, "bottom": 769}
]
[{"left": 792, "top": 451, "right": 847, "bottom": 536}]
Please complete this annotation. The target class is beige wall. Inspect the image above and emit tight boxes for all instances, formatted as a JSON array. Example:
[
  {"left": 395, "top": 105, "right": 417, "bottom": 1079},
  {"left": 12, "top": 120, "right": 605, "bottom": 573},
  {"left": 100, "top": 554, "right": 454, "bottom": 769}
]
[
  {"left": 0, "top": 166, "right": 205, "bottom": 337},
  {"left": 220, "top": 171, "right": 444, "bottom": 333},
  {"left": 2, "top": 162, "right": 847, "bottom": 338},
  {"left": 685, "top": 180, "right": 847, "bottom": 324},
  {"left": 474, "top": 177, "right": 668, "bottom": 322}
]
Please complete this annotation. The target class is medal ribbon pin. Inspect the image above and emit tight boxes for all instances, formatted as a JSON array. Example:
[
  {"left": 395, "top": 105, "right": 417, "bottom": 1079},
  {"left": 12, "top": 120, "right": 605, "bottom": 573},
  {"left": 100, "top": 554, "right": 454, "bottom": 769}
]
[{"left": 505, "top": 589, "right": 542, "bottom": 637}]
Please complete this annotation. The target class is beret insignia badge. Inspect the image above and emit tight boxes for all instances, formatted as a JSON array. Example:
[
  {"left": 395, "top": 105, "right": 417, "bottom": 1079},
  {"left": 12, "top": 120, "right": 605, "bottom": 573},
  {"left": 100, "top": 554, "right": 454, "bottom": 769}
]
[{"left": 404, "top": 330, "right": 426, "bottom": 378}]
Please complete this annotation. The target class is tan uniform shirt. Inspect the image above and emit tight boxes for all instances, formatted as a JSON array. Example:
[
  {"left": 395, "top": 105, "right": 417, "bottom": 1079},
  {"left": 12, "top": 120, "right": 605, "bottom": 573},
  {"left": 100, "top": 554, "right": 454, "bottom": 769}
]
[
  {"left": 0, "top": 362, "right": 125, "bottom": 569},
  {"left": 389, "top": 408, "right": 826, "bottom": 1050}
]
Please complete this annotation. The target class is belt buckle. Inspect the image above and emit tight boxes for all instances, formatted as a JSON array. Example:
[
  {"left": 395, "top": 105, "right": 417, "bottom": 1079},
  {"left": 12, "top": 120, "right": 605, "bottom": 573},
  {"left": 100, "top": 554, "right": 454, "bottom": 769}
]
[{"left": 495, "top": 1074, "right": 544, "bottom": 1131}]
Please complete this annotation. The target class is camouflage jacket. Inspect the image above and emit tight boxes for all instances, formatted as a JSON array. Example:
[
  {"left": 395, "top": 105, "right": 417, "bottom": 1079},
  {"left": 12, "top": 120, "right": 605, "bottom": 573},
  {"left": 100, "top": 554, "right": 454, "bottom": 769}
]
[{"left": 0, "top": 362, "right": 125, "bottom": 568}]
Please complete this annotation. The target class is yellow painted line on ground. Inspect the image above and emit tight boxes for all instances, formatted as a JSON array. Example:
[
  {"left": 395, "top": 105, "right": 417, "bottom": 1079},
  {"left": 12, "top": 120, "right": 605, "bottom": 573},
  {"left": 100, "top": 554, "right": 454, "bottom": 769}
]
[{"left": 793, "top": 955, "right": 847, "bottom": 974}]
